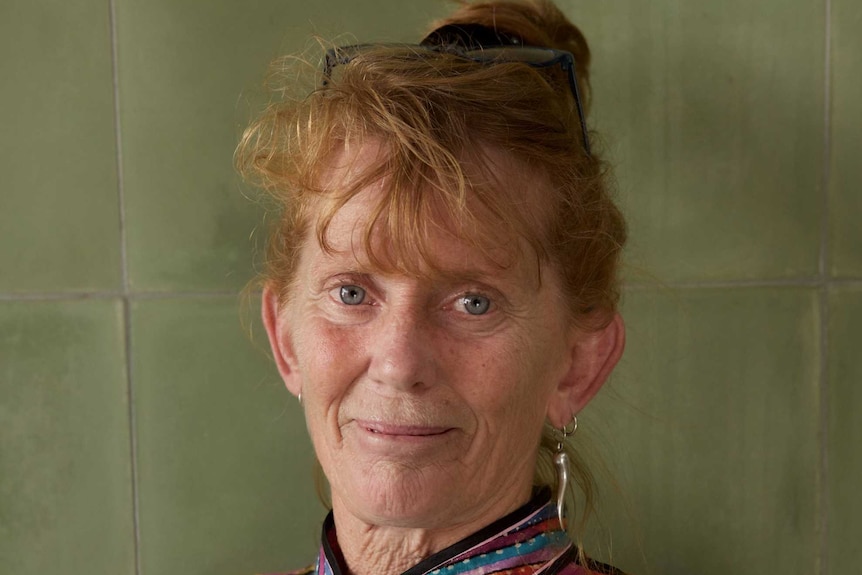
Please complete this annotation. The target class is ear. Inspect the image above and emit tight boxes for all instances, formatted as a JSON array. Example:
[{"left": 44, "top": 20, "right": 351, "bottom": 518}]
[
  {"left": 546, "top": 313, "right": 625, "bottom": 428},
  {"left": 261, "top": 285, "right": 302, "bottom": 398}
]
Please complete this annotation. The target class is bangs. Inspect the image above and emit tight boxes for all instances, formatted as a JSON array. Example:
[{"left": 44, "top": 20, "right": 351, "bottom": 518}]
[
  {"left": 308, "top": 134, "right": 548, "bottom": 282},
  {"left": 279, "top": 49, "right": 560, "bottom": 283}
]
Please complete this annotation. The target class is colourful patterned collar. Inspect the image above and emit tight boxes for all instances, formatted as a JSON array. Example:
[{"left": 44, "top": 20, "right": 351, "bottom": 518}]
[{"left": 311, "top": 489, "right": 590, "bottom": 575}]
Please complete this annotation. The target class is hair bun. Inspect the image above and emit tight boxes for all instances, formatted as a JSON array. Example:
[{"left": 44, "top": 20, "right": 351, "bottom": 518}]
[
  {"left": 425, "top": 0, "right": 591, "bottom": 106},
  {"left": 420, "top": 22, "right": 528, "bottom": 48}
]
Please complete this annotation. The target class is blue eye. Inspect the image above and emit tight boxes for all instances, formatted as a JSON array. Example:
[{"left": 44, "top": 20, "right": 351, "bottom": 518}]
[
  {"left": 339, "top": 285, "right": 366, "bottom": 305},
  {"left": 461, "top": 294, "right": 491, "bottom": 315}
]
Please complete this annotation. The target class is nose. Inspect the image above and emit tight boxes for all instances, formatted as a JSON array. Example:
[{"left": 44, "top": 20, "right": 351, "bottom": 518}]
[{"left": 366, "top": 306, "right": 436, "bottom": 392}]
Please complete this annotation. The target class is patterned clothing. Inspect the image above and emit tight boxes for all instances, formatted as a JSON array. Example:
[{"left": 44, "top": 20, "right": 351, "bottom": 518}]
[{"left": 265, "top": 489, "right": 619, "bottom": 575}]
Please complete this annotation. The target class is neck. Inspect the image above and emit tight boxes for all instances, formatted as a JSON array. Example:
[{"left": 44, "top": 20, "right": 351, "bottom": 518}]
[
  {"left": 335, "top": 525, "right": 442, "bottom": 575},
  {"left": 330, "top": 487, "right": 533, "bottom": 575}
]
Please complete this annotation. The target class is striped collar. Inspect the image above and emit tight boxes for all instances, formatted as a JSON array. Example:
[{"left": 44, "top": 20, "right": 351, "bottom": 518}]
[{"left": 312, "top": 488, "right": 588, "bottom": 575}]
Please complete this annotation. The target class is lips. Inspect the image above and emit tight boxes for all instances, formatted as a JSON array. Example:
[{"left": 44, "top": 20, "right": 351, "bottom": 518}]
[{"left": 356, "top": 420, "right": 453, "bottom": 437}]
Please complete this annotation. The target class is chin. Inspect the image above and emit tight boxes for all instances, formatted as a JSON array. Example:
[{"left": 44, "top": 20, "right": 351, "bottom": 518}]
[{"left": 338, "top": 462, "right": 461, "bottom": 528}]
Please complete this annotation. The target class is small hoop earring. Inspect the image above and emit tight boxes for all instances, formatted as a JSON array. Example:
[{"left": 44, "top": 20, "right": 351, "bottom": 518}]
[
  {"left": 554, "top": 414, "right": 578, "bottom": 531},
  {"left": 561, "top": 416, "right": 578, "bottom": 438}
]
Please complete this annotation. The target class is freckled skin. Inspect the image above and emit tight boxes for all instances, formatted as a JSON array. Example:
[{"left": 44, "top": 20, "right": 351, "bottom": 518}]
[{"left": 263, "top": 142, "right": 622, "bottom": 575}]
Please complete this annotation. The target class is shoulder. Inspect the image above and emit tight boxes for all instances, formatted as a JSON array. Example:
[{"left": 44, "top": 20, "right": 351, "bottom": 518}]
[
  {"left": 256, "top": 568, "right": 314, "bottom": 575},
  {"left": 584, "top": 558, "right": 628, "bottom": 575},
  {"left": 557, "top": 555, "right": 628, "bottom": 575}
]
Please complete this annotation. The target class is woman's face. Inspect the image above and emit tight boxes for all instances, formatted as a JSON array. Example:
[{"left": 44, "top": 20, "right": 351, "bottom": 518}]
[{"left": 269, "top": 147, "right": 584, "bottom": 533}]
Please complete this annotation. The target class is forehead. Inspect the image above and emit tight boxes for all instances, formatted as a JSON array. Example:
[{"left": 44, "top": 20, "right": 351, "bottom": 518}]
[
  {"left": 308, "top": 140, "right": 550, "bottom": 285},
  {"left": 322, "top": 189, "right": 525, "bottom": 280}
]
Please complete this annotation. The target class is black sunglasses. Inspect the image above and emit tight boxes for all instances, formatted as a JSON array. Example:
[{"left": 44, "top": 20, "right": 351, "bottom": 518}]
[{"left": 322, "top": 42, "right": 591, "bottom": 155}]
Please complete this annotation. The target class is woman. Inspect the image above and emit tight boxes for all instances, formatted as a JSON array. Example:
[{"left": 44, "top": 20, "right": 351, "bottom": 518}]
[{"left": 238, "top": 1, "right": 627, "bottom": 573}]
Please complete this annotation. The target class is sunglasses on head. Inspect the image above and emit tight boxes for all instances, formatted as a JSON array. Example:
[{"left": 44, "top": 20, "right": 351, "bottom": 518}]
[{"left": 321, "top": 24, "right": 591, "bottom": 155}]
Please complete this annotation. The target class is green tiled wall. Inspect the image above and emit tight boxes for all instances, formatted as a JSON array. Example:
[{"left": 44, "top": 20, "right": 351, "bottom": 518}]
[
  {"left": 131, "top": 298, "right": 318, "bottom": 574},
  {"left": 0, "top": 300, "right": 133, "bottom": 572},
  {"left": 1, "top": 1, "right": 859, "bottom": 574},
  {"left": 0, "top": 1, "right": 121, "bottom": 292},
  {"left": 572, "top": 0, "right": 825, "bottom": 282},
  {"left": 584, "top": 288, "right": 820, "bottom": 574},
  {"left": 828, "top": 287, "right": 862, "bottom": 573},
  {"left": 830, "top": 1, "right": 862, "bottom": 277}
]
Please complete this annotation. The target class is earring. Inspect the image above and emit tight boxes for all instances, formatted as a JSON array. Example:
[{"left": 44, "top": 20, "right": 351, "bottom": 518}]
[
  {"left": 554, "top": 415, "right": 578, "bottom": 530},
  {"left": 297, "top": 391, "right": 302, "bottom": 405}
]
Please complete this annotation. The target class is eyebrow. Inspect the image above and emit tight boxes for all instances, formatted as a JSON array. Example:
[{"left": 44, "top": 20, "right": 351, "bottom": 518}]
[{"left": 308, "top": 234, "right": 541, "bottom": 289}]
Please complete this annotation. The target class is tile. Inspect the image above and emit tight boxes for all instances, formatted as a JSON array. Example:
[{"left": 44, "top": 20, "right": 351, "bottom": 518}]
[
  {"left": 565, "top": 0, "right": 824, "bottom": 282},
  {"left": 0, "top": 1, "right": 121, "bottom": 292},
  {"left": 132, "top": 297, "right": 320, "bottom": 574},
  {"left": 829, "top": 1, "right": 862, "bottom": 277},
  {"left": 827, "top": 287, "right": 862, "bottom": 572},
  {"left": 117, "top": 0, "right": 446, "bottom": 292},
  {"left": 0, "top": 300, "right": 133, "bottom": 573},
  {"left": 581, "top": 287, "right": 819, "bottom": 575}
]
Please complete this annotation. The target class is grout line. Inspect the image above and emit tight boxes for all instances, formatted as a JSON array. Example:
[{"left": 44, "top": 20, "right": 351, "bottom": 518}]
[
  {"left": 818, "top": 0, "right": 833, "bottom": 573},
  {"left": 108, "top": 0, "right": 141, "bottom": 573},
  {"left": 818, "top": 280, "right": 831, "bottom": 575},
  {"left": 0, "top": 291, "right": 123, "bottom": 301},
  {"left": 825, "top": 277, "right": 862, "bottom": 287},
  {"left": 820, "top": 0, "right": 834, "bottom": 283},
  {"left": 623, "top": 277, "right": 825, "bottom": 290},
  {"left": 130, "top": 290, "right": 250, "bottom": 300},
  {"left": 109, "top": 7, "right": 129, "bottom": 293},
  {"left": 623, "top": 278, "right": 862, "bottom": 291},
  {"left": 121, "top": 297, "right": 141, "bottom": 575},
  {"left": 0, "top": 289, "right": 260, "bottom": 302}
]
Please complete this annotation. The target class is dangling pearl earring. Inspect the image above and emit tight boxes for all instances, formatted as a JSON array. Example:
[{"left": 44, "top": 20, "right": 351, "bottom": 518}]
[
  {"left": 554, "top": 415, "right": 578, "bottom": 530},
  {"left": 297, "top": 391, "right": 302, "bottom": 405}
]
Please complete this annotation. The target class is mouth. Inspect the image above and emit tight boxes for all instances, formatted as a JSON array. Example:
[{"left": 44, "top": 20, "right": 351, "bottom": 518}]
[{"left": 355, "top": 420, "right": 454, "bottom": 438}]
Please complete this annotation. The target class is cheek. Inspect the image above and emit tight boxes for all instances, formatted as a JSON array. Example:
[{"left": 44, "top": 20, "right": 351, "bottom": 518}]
[
  {"left": 491, "top": 329, "right": 565, "bottom": 424},
  {"left": 294, "top": 323, "right": 366, "bottom": 474},
  {"left": 454, "top": 338, "right": 545, "bottom": 420},
  {"left": 297, "top": 320, "right": 361, "bottom": 381},
  {"left": 294, "top": 321, "right": 368, "bottom": 433}
]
